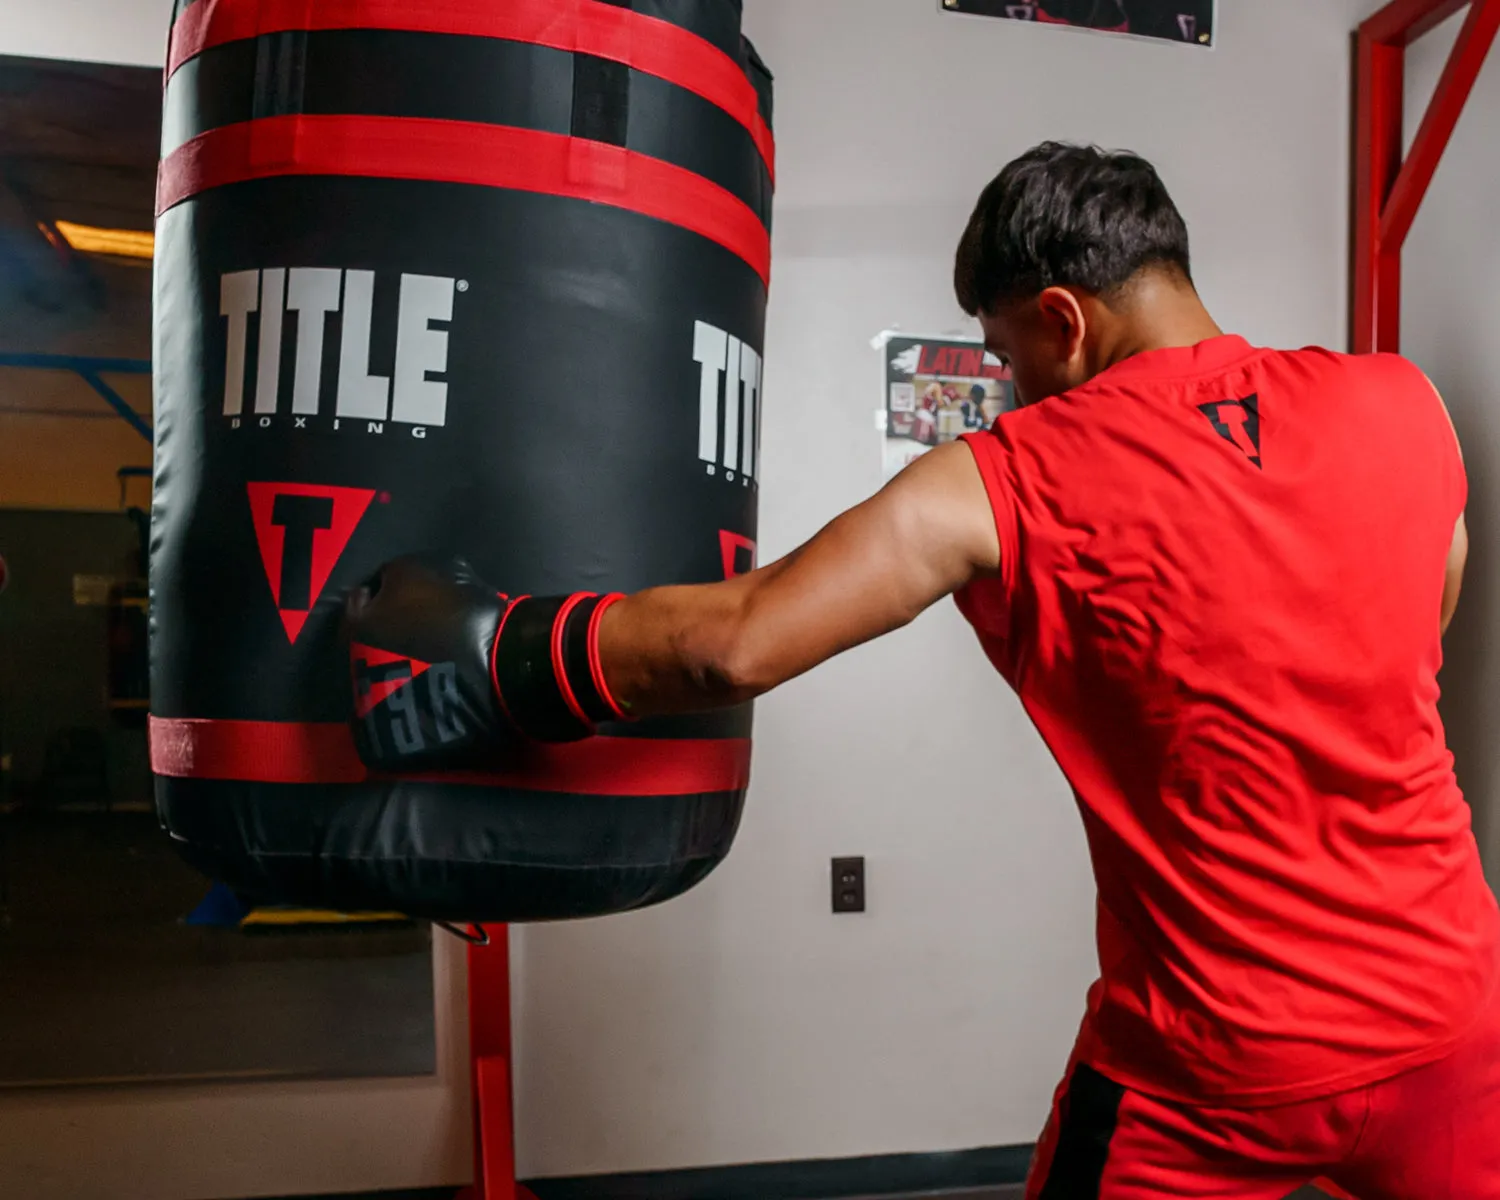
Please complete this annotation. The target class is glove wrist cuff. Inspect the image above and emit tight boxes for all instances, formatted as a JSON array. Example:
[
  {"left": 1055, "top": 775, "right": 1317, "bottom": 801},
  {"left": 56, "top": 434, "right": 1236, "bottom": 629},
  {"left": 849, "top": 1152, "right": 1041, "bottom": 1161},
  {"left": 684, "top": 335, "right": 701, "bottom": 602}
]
[
  {"left": 491, "top": 593, "right": 632, "bottom": 742},
  {"left": 579, "top": 593, "right": 630, "bottom": 721}
]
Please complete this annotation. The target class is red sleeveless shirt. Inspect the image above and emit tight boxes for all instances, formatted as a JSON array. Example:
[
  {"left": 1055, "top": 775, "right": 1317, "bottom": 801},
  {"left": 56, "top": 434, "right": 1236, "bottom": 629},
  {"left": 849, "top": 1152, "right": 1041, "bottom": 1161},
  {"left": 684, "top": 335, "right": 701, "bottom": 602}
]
[{"left": 956, "top": 336, "right": 1499, "bottom": 1105}]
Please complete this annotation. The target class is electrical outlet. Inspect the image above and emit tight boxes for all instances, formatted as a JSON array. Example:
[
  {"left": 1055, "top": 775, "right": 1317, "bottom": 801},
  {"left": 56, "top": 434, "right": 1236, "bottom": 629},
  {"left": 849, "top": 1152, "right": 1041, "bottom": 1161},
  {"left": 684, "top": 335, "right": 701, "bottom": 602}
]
[{"left": 831, "top": 856, "right": 865, "bottom": 913}]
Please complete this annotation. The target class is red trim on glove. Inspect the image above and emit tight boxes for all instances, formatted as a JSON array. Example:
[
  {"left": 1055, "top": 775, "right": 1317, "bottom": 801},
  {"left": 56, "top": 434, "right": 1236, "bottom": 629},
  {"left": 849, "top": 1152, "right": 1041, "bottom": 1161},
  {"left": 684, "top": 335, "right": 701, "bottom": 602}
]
[
  {"left": 489, "top": 594, "right": 530, "bottom": 737},
  {"left": 551, "top": 592, "right": 598, "bottom": 731},
  {"left": 587, "top": 592, "right": 631, "bottom": 721}
]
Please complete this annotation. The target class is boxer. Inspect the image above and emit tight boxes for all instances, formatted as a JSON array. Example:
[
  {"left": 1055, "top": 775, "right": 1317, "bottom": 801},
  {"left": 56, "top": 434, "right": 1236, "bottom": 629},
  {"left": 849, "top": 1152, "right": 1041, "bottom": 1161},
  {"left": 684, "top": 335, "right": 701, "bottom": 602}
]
[{"left": 347, "top": 142, "right": 1500, "bottom": 1198}]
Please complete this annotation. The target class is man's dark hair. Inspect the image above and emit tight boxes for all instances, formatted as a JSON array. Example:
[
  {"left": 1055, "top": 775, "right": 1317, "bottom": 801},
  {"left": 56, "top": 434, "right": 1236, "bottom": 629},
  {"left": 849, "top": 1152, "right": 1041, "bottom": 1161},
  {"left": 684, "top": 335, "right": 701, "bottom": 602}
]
[{"left": 954, "top": 142, "right": 1192, "bottom": 315}]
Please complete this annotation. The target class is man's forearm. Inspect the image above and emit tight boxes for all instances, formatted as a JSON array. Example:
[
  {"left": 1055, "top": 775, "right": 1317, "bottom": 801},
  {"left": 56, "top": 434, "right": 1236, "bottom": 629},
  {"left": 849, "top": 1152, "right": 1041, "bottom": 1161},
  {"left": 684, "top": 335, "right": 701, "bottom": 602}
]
[
  {"left": 345, "top": 444, "right": 997, "bottom": 753},
  {"left": 593, "top": 447, "right": 998, "bottom": 722},
  {"left": 597, "top": 574, "right": 774, "bottom": 718}
]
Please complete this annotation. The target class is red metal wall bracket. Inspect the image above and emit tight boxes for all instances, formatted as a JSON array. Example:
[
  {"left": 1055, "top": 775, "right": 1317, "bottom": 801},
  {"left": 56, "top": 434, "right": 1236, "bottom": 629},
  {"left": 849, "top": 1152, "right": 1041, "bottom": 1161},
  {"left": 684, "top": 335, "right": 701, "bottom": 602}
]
[{"left": 1352, "top": 0, "right": 1500, "bottom": 354}]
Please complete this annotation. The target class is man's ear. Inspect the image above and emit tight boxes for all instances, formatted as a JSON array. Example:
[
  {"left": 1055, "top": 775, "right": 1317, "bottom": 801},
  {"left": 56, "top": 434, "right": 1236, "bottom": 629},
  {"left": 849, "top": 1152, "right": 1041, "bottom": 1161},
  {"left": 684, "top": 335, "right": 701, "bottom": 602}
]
[{"left": 1036, "top": 286, "right": 1087, "bottom": 365}]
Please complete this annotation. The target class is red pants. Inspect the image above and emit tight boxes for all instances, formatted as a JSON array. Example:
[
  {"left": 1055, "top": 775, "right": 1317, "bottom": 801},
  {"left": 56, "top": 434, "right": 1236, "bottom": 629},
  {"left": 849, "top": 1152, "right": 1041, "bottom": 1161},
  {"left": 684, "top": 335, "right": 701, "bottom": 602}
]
[{"left": 1026, "top": 997, "right": 1500, "bottom": 1199}]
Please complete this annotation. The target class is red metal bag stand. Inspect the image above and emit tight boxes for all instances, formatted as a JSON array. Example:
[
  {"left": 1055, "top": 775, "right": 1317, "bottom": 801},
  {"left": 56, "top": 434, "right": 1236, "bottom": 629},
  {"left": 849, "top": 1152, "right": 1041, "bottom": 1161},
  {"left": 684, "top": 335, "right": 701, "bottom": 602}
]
[
  {"left": 456, "top": 926, "right": 538, "bottom": 1200},
  {"left": 1353, "top": 0, "right": 1500, "bottom": 354}
]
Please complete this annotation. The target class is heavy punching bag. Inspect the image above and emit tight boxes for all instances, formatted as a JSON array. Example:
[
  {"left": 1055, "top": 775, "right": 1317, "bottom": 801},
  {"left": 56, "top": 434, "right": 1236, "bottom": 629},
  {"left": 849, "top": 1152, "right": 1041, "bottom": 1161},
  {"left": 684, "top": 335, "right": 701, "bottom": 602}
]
[{"left": 150, "top": 0, "right": 773, "bottom": 922}]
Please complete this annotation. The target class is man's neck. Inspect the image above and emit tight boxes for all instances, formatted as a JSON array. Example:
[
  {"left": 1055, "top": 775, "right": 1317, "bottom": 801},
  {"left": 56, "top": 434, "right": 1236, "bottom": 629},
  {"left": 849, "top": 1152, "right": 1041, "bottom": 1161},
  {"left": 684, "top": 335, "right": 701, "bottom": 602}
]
[{"left": 1092, "top": 277, "right": 1224, "bottom": 374}]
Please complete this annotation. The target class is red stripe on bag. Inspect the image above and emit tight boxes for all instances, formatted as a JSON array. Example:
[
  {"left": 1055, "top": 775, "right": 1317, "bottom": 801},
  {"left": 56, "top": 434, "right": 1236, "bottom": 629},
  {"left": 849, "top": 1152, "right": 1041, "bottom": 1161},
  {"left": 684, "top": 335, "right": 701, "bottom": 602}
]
[
  {"left": 165, "top": 0, "right": 775, "bottom": 180},
  {"left": 149, "top": 716, "right": 752, "bottom": 796},
  {"left": 155, "top": 114, "right": 772, "bottom": 287}
]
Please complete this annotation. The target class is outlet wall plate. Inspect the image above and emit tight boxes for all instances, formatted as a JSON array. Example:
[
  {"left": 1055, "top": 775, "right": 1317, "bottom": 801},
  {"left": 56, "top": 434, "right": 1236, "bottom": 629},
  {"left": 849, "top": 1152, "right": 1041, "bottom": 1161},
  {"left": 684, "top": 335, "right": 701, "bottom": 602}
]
[{"left": 832, "top": 856, "right": 866, "bottom": 913}]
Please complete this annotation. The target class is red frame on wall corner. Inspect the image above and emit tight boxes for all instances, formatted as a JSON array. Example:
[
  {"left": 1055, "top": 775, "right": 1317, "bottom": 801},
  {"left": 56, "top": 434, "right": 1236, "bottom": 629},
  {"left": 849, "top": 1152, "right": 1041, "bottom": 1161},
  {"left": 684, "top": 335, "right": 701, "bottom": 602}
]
[{"left": 1352, "top": 0, "right": 1500, "bottom": 354}]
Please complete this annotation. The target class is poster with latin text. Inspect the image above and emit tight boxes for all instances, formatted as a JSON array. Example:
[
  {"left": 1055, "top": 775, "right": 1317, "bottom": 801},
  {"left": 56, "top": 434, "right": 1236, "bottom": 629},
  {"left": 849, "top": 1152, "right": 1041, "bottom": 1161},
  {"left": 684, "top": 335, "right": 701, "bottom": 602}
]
[
  {"left": 881, "top": 334, "right": 1015, "bottom": 481},
  {"left": 942, "top": 0, "right": 1215, "bottom": 47}
]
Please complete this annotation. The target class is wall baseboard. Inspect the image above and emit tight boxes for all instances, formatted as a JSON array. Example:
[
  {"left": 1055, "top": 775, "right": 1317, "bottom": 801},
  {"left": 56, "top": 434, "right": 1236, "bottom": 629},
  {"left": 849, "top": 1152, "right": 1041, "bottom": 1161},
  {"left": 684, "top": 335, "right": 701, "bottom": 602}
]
[
  {"left": 267, "top": 1144, "right": 1035, "bottom": 1200},
  {"left": 525, "top": 1144, "right": 1034, "bottom": 1200}
]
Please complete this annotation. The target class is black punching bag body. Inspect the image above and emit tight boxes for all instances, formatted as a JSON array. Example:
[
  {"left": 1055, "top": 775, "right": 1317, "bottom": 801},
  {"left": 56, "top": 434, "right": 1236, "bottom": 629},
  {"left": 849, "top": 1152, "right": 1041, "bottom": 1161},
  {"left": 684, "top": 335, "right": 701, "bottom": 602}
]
[{"left": 151, "top": 0, "right": 773, "bottom": 921}]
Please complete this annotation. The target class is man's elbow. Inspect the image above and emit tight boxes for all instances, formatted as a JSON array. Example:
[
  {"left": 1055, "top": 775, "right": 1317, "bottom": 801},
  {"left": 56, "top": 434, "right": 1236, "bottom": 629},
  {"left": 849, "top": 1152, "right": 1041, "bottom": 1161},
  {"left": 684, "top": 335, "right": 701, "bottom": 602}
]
[
  {"left": 696, "top": 642, "right": 772, "bottom": 705},
  {"left": 691, "top": 617, "right": 778, "bottom": 705}
]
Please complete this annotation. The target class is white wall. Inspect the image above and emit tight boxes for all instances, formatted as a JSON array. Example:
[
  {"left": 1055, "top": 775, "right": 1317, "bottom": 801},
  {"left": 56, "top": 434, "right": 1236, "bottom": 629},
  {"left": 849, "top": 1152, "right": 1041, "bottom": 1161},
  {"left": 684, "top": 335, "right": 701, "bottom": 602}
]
[
  {"left": 516, "top": 0, "right": 1366, "bottom": 1178},
  {"left": 0, "top": 0, "right": 1385, "bottom": 1190},
  {"left": 0, "top": 0, "right": 172, "bottom": 67},
  {"left": 1397, "top": 10, "right": 1500, "bottom": 887}
]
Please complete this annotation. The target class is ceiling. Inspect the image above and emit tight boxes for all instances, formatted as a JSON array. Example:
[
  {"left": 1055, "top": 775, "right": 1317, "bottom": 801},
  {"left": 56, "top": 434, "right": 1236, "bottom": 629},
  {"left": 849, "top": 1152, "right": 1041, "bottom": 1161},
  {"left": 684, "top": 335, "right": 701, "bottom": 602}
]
[
  {"left": 0, "top": 53, "right": 160, "bottom": 231},
  {"left": 0, "top": 53, "right": 159, "bottom": 341}
]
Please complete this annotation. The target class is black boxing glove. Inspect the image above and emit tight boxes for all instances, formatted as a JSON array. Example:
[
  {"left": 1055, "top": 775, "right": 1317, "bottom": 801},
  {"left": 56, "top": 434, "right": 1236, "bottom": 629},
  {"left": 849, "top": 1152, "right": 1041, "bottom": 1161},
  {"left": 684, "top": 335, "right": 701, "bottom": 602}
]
[{"left": 344, "top": 556, "right": 629, "bottom": 772}]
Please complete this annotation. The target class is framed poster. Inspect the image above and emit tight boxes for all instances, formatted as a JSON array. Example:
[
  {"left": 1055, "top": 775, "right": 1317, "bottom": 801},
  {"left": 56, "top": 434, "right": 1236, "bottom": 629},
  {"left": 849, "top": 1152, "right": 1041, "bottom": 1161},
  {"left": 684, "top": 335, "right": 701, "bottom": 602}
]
[
  {"left": 879, "top": 333, "right": 1015, "bottom": 480},
  {"left": 941, "top": 0, "right": 1215, "bottom": 47}
]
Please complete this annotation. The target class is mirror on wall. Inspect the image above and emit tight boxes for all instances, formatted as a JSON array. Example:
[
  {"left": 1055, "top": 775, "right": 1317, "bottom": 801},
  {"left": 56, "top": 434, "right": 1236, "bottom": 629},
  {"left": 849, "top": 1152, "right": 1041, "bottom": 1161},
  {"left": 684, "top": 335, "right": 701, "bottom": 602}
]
[{"left": 0, "top": 53, "right": 436, "bottom": 1089}]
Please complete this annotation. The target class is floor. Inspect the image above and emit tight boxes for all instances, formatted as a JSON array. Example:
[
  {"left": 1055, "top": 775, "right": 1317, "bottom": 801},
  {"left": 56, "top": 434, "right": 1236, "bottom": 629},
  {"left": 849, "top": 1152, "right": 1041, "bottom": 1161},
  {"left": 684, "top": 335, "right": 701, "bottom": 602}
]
[
  {"left": 878, "top": 1191, "right": 1335, "bottom": 1200},
  {"left": 267, "top": 1186, "right": 1331, "bottom": 1199},
  {"left": 0, "top": 809, "right": 436, "bottom": 1086},
  {"left": 2, "top": 815, "right": 1334, "bottom": 1199}
]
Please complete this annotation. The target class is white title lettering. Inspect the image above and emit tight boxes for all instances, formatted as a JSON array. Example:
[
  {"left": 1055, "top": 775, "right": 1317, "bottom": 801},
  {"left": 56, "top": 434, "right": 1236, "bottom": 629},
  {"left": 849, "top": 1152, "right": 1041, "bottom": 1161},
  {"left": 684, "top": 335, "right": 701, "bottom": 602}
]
[
  {"left": 219, "top": 268, "right": 456, "bottom": 430},
  {"left": 693, "top": 319, "right": 762, "bottom": 482}
]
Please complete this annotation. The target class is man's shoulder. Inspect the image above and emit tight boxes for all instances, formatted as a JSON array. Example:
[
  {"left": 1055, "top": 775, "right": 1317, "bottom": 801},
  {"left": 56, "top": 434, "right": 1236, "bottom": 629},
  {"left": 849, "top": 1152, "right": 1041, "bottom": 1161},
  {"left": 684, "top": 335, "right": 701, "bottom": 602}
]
[{"left": 1269, "top": 344, "right": 1425, "bottom": 381}]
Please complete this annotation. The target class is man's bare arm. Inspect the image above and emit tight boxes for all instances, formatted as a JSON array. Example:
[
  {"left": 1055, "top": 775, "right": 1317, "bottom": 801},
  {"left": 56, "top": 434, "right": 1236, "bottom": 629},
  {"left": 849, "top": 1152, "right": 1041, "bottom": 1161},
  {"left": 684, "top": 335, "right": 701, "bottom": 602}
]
[
  {"left": 598, "top": 440, "right": 1002, "bottom": 717},
  {"left": 1422, "top": 371, "right": 1467, "bottom": 636},
  {"left": 1443, "top": 514, "right": 1467, "bottom": 636}
]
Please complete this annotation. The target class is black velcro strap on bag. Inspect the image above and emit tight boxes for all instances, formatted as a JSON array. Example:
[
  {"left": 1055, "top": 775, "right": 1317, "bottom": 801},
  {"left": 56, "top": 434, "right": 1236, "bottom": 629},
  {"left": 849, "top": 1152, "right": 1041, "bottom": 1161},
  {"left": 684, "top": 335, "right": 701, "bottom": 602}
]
[{"left": 571, "top": 50, "right": 630, "bottom": 147}]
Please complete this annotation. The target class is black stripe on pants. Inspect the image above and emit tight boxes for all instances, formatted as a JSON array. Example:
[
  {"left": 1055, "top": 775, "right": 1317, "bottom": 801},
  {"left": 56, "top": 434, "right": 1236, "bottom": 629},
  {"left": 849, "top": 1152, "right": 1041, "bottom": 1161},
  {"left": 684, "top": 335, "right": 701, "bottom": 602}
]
[{"left": 1038, "top": 1064, "right": 1128, "bottom": 1199}]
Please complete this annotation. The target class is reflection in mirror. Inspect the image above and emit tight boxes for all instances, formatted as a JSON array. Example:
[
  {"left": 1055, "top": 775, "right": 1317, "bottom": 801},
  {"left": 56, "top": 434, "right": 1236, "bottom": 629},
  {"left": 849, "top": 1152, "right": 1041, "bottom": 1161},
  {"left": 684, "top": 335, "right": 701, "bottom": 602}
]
[{"left": 0, "top": 53, "right": 436, "bottom": 1088}]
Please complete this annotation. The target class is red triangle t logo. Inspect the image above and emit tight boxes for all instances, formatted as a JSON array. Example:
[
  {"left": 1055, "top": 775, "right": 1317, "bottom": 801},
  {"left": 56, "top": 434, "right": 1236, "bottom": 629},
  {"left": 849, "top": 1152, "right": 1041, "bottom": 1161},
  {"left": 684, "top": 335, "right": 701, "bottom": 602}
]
[
  {"left": 720, "top": 530, "right": 758, "bottom": 580},
  {"left": 247, "top": 482, "right": 376, "bottom": 642},
  {"left": 351, "top": 642, "right": 432, "bottom": 718}
]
